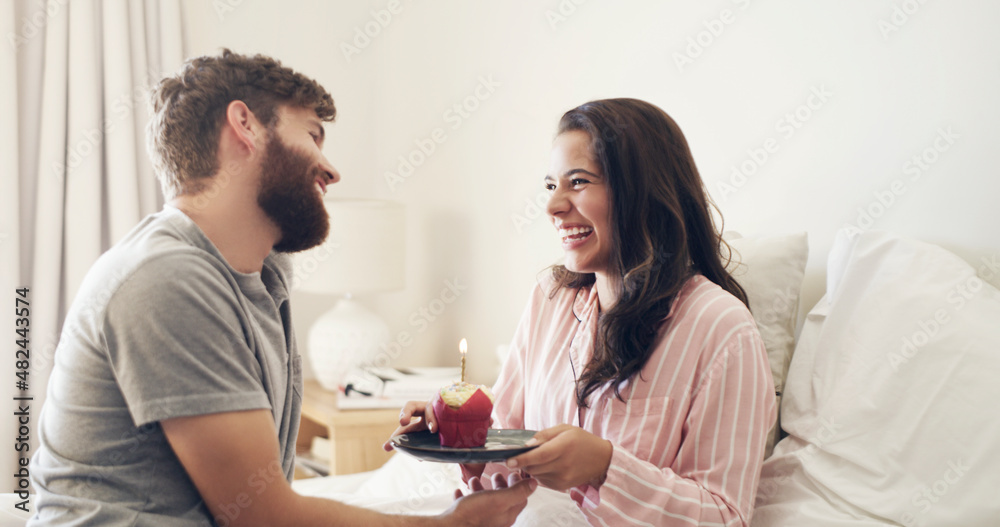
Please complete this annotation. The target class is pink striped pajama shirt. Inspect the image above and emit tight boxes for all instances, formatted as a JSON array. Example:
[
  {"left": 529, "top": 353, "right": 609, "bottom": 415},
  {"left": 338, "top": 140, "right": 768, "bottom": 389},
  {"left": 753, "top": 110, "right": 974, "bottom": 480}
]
[{"left": 488, "top": 273, "right": 776, "bottom": 526}]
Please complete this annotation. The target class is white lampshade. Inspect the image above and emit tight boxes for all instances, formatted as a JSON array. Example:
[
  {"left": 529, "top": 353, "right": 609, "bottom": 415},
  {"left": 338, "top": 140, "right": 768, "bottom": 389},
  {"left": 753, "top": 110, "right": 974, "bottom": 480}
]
[
  {"left": 294, "top": 199, "right": 405, "bottom": 295},
  {"left": 293, "top": 198, "right": 406, "bottom": 390}
]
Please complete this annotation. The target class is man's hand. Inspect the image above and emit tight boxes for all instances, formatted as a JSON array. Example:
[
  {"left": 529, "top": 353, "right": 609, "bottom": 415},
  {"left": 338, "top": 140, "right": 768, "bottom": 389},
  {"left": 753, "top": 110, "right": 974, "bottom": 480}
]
[
  {"left": 163, "top": 409, "right": 441, "bottom": 526},
  {"left": 460, "top": 471, "right": 527, "bottom": 496},
  {"left": 439, "top": 476, "right": 537, "bottom": 527},
  {"left": 161, "top": 409, "right": 301, "bottom": 527},
  {"left": 504, "top": 424, "right": 613, "bottom": 491},
  {"left": 459, "top": 462, "right": 487, "bottom": 482},
  {"left": 163, "top": 407, "right": 535, "bottom": 526}
]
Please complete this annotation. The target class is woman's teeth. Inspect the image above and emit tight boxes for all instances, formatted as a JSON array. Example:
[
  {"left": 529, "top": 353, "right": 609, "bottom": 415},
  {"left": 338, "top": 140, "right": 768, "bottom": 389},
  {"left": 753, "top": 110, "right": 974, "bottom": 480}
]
[{"left": 559, "top": 227, "right": 593, "bottom": 240}]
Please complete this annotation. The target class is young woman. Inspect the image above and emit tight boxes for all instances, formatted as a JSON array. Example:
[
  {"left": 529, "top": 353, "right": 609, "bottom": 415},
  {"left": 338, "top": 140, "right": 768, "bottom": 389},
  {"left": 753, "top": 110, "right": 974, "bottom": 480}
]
[{"left": 392, "top": 98, "right": 775, "bottom": 525}]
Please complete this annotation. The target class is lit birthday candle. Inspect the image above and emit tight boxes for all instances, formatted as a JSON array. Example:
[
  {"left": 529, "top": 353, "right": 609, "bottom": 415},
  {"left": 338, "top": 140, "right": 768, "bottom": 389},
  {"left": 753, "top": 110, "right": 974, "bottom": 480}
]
[{"left": 459, "top": 338, "right": 468, "bottom": 382}]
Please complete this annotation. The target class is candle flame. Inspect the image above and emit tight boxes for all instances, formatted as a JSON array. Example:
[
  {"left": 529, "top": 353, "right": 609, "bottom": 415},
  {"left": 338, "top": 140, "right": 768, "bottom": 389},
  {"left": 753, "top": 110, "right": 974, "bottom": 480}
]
[{"left": 459, "top": 338, "right": 468, "bottom": 355}]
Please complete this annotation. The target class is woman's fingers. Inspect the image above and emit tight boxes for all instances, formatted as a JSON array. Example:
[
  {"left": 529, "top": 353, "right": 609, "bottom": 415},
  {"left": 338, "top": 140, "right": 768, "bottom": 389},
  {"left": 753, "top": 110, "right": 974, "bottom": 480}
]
[
  {"left": 423, "top": 400, "right": 438, "bottom": 433},
  {"left": 383, "top": 400, "right": 433, "bottom": 451},
  {"left": 383, "top": 419, "right": 430, "bottom": 451},
  {"left": 506, "top": 439, "right": 558, "bottom": 471},
  {"left": 398, "top": 400, "right": 427, "bottom": 426}
]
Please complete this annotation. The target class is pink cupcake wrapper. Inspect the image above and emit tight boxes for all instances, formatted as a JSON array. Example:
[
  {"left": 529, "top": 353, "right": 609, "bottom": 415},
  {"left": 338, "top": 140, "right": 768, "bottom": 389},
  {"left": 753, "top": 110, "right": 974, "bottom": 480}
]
[{"left": 433, "top": 389, "right": 493, "bottom": 448}]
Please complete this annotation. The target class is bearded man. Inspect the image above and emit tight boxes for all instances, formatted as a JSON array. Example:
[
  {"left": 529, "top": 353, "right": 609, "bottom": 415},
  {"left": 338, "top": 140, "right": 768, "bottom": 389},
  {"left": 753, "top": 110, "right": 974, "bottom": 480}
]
[{"left": 28, "top": 49, "right": 534, "bottom": 527}]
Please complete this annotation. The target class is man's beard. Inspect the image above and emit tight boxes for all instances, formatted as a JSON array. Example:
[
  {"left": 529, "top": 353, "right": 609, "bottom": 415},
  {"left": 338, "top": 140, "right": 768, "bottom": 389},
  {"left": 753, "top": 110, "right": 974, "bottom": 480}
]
[{"left": 257, "top": 133, "right": 330, "bottom": 253}]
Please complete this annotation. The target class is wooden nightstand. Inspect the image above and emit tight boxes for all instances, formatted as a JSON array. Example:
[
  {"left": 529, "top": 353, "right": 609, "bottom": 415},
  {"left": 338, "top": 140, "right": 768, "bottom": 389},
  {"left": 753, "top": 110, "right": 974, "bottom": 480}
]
[{"left": 297, "top": 379, "right": 402, "bottom": 475}]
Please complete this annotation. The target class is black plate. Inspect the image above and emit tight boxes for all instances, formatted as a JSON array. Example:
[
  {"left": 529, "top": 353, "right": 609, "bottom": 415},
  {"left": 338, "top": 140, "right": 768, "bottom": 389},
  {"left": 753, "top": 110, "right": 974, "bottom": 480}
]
[{"left": 390, "top": 429, "right": 538, "bottom": 463}]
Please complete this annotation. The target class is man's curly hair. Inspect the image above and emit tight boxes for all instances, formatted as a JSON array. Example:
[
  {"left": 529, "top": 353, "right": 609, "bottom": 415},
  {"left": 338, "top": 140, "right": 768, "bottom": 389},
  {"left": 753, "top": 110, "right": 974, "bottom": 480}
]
[{"left": 146, "top": 48, "right": 336, "bottom": 199}]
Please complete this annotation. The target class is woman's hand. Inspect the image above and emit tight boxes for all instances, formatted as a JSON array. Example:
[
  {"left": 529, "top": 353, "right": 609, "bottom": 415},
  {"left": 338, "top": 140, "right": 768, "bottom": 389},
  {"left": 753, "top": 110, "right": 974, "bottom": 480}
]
[
  {"left": 382, "top": 400, "right": 439, "bottom": 451},
  {"left": 503, "top": 424, "right": 613, "bottom": 491},
  {"left": 382, "top": 399, "right": 495, "bottom": 454}
]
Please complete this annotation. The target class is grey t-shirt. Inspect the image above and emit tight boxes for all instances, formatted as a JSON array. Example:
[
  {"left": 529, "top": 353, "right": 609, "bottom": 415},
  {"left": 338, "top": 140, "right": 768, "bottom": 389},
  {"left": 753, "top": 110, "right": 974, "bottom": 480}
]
[{"left": 29, "top": 206, "right": 303, "bottom": 526}]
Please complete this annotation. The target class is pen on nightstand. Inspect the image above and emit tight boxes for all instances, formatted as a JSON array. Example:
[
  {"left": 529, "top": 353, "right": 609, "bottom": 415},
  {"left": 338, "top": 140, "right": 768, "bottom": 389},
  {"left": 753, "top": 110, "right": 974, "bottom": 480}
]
[{"left": 344, "top": 383, "right": 373, "bottom": 397}]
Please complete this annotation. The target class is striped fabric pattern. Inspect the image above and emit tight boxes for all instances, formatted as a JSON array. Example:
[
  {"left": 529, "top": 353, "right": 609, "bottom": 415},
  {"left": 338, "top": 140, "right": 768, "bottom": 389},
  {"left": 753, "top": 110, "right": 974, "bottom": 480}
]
[{"left": 489, "top": 274, "right": 776, "bottom": 526}]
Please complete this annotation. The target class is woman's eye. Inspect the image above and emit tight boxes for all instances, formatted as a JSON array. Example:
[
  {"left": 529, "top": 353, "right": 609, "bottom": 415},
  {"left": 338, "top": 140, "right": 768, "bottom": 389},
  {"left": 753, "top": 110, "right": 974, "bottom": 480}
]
[
  {"left": 544, "top": 183, "right": 556, "bottom": 191},
  {"left": 571, "top": 178, "right": 589, "bottom": 187}
]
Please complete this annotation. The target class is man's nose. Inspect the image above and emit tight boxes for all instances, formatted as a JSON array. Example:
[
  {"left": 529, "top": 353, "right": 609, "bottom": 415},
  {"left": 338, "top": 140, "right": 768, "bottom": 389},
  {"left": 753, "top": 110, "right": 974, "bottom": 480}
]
[{"left": 321, "top": 158, "right": 341, "bottom": 184}]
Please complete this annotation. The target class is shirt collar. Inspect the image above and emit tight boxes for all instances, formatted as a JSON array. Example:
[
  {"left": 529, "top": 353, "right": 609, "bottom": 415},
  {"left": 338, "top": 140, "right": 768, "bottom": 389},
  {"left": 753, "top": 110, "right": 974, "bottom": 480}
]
[
  {"left": 572, "top": 284, "right": 600, "bottom": 322},
  {"left": 571, "top": 273, "right": 697, "bottom": 323}
]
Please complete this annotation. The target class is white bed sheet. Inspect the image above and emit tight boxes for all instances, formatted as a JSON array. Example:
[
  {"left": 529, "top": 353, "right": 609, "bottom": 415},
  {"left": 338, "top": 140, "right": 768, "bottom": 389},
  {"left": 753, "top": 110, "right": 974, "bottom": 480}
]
[
  {"left": 0, "top": 495, "right": 31, "bottom": 527},
  {"left": 292, "top": 453, "right": 589, "bottom": 526}
]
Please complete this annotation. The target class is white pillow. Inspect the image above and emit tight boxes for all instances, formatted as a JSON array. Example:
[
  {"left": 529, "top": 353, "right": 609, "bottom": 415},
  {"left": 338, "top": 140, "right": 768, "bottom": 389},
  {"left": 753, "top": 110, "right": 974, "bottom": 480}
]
[
  {"left": 725, "top": 232, "right": 809, "bottom": 458},
  {"left": 753, "top": 229, "right": 1000, "bottom": 526}
]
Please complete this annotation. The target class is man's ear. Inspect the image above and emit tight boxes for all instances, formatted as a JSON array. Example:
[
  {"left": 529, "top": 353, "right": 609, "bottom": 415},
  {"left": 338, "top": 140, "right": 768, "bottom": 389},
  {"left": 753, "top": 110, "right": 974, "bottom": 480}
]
[{"left": 224, "top": 100, "right": 262, "bottom": 156}]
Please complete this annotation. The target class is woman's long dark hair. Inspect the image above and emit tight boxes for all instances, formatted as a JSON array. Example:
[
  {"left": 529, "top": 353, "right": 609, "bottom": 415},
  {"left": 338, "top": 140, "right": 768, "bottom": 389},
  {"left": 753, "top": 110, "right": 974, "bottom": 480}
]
[{"left": 550, "top": 98, "right": 748, "bottom": 408}]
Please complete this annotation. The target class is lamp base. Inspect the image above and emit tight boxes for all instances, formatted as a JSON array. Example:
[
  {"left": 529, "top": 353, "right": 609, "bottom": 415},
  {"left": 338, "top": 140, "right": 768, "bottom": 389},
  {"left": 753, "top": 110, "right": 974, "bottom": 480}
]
[{"left": 307, "top": 297, "right": 391, "bottom": 391}]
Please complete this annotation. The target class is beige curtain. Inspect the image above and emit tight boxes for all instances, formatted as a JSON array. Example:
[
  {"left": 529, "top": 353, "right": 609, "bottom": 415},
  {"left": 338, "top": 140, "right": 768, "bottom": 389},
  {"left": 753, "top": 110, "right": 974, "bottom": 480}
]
[{"left": 1, "top": 0, "right": 184, "bottom": 489}]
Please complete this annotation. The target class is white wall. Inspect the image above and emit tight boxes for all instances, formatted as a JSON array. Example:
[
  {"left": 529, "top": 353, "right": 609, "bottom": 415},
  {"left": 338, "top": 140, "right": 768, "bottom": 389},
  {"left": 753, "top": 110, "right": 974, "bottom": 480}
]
[{"left": 183, "top": 0, "right": 1000, "bottom": 384}]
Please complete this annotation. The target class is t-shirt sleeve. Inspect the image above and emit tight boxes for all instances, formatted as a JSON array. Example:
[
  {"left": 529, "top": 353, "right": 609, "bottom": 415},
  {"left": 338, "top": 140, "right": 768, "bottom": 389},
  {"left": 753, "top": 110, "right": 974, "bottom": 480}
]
[{"left": 102, "top": 253, "right": 271, "bottom": 427}]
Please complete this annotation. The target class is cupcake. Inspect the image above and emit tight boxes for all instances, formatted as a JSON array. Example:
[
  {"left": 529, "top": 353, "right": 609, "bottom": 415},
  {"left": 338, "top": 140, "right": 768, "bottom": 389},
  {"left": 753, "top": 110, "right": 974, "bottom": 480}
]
[{"left": 432, "top": 382, "right": 495, "bottom": 448}]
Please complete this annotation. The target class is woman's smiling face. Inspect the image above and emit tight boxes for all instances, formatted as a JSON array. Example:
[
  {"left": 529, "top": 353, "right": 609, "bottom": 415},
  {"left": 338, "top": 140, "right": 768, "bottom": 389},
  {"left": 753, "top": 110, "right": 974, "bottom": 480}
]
[{"left": 545, "top": 130, "right": 612, "bottom": 276}]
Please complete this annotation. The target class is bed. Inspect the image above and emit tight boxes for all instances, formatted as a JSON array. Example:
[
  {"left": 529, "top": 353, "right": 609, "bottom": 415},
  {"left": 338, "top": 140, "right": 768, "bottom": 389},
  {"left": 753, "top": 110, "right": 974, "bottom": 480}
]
[
  {"left": 750, "top": 229, "right": 1000, "bottom": 526},
  {"left": 291, "top": 452, "right": 590, "bottom": 526},
  {"left": 6, "top": 229, "right": 997, "bottom": 525},
  {"left": 292, "top": 228, "right": 1000, "bottom": 526}
]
